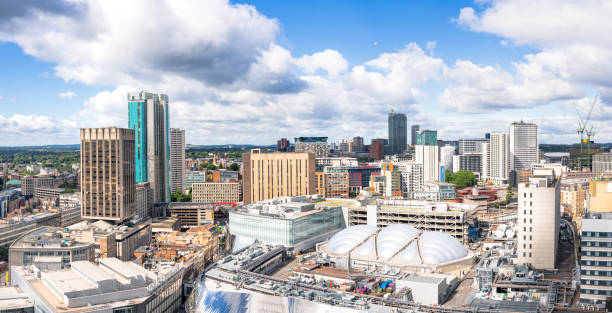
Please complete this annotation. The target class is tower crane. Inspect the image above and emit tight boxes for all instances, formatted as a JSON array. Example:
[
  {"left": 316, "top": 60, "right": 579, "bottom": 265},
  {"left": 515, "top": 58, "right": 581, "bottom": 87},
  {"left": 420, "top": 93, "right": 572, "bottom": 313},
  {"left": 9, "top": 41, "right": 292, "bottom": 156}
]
[{"left": 574, "top": 97, "right": 598, "bottom": 169}]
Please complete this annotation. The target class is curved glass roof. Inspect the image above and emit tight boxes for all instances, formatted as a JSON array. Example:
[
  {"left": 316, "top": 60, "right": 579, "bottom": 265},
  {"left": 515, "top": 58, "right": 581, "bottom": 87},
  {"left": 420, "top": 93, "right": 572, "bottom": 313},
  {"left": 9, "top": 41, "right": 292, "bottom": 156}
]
[{"left": 327, "top": 225, "right": 467, "bottom": 266}]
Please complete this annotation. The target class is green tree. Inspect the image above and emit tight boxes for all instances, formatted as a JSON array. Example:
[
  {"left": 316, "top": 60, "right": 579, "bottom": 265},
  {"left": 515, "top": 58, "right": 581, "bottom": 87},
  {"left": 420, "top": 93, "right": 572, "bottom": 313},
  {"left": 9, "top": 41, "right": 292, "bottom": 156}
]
[
  {"left": 447, "top": 170, "right": 477, "bottom": 189},
  {"left": 229, "top": 163, "right": 240, "bottom": 171},
  {"left": 171, "top": 190, "right": 192, "bottom": 202},
  {"left": 62, "top": 187, "right": 74, "bottom": 194},
  {"left": 200, "top": 163, "right": 217, "bottom": 171}
]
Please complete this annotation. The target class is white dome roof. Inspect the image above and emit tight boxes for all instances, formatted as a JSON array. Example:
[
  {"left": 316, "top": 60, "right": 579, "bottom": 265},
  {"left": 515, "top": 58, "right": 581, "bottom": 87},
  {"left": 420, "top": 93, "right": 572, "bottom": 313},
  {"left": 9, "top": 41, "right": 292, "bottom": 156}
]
[{"left": 326, "top": 225, "right": 467, "bottom": 266}]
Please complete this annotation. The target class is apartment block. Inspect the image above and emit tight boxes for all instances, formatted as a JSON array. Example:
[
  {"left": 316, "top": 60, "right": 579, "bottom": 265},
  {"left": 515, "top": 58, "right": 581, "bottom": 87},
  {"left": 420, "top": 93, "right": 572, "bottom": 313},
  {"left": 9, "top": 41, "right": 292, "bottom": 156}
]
[
  {"left": 580, "top": 214, "right": 612, "bottom": 308},
  {"left": 482, "top": 133, "right": 510, "bottom": 185},
  {"left": 80, "top": 127, "right": 136, "bottom": 223},
  {"left": 242, "top": 150, "right": 315, "bottom": 204},
  {"left": 170, "top": 128, "right": 186, "bottom": 194}
]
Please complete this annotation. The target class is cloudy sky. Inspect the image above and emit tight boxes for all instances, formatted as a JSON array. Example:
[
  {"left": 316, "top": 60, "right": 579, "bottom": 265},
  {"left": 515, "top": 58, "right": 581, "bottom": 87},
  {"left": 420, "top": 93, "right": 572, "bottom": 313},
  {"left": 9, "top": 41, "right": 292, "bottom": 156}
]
[{"left": 0, "top": 0, "right": 611, "bottom": 146}]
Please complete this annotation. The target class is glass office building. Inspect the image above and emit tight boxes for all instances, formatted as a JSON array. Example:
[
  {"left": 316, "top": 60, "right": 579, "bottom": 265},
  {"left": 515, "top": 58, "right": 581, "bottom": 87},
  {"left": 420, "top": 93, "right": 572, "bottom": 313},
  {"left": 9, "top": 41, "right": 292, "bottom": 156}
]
[{"left": 229, "top": 198, "right": 345, "bottom": 252}]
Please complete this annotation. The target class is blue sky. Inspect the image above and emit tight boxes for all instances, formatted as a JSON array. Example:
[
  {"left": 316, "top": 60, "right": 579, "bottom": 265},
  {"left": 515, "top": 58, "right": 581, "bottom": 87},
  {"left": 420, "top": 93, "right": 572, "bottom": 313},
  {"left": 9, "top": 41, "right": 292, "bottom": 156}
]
[{"left": 0, "top": 0, "right": 610, "bottom": 145}]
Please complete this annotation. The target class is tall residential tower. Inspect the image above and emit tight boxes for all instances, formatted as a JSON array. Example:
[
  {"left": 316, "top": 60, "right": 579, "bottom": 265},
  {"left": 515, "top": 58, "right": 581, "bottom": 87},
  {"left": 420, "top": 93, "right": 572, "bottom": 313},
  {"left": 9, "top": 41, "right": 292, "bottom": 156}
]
[
  {"left": 415, "top": 130, "right": 440, "bottom": 183},
  {"left": 388, "top": 112, "right": 407, "bottom": 155},
  {"left": 127, "top": 91, "right": 170, "bottom": 203},
  {"left": 169, "top": 128, "right": 185, "bottom": 194},
  {"left": 510, "top": 121, "right": 538, "bottom": 171}
]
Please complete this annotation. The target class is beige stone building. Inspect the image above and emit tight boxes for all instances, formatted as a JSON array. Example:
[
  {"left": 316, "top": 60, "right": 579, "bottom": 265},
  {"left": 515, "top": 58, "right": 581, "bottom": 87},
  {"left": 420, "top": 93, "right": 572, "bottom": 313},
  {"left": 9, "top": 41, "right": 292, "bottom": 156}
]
[
  {"left": 242, "top": 150, "right": 315, "bottom": 204},
  {"left": 517, "top": 169, "right": 560, "bottom": 270},
  {"left": 588, "top": 175, "right": 612, "bottom": 213},
  {"left": 560, "top": 181, "right": 588, "bottom": 229},
  {"left": 80, "top": 127, "right": 136, "bottom": 223},
  {"left": 192, "top": 182, "right": 240, "bottom": 203}
]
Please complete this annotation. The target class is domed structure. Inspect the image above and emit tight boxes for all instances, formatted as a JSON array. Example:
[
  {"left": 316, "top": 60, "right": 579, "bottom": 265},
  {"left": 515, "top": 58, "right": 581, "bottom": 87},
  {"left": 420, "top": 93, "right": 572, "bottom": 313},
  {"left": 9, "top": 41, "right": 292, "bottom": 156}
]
[{"left": 325, "top": 224, "right": 468, "bottom": 267}]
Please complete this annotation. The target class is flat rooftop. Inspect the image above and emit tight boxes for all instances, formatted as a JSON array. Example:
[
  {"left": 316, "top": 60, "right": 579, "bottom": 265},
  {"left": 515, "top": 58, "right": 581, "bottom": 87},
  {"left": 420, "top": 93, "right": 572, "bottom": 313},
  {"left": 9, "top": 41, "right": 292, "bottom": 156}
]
[{"left": 11, "top": 226, "right": 92, "bottom": 249}]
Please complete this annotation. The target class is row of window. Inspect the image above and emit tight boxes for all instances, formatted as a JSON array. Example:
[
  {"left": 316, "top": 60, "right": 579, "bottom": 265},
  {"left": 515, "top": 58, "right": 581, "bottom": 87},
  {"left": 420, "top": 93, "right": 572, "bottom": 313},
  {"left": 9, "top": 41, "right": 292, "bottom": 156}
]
[
  {"left": 582, "top": 241, "right": 612, "bottom": 247},
  {"left": 582, "top": 250, "right": 612, "bottom": 257},
  {"left": 581, "top": 260, "right": 612, "bottom": 267},
  {"left": 582, "top": 279, "right": 612, "bottom": 286},
  {"left": 582, "top": 231, "right": 612, "bottom": 238},
  {"left": 581, "top": 269, "right": 612, "bottom": 276},
  {"left": 581, "top": 289, "right": 612, "bottom": 296}
]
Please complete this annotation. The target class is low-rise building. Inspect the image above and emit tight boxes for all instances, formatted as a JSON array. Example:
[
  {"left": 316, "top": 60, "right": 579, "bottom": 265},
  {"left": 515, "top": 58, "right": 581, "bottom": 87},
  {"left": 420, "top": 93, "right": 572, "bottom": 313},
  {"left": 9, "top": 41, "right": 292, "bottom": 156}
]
[
  {"left": 228, "top": 195, "right": 345, "bottom": 253},
  {"left": 0, "top": 212, "right": 61, "bottom": 247},
  {"left": 8, "top": 226, "right": 95, "bottom": 270},
  {"left": 192, "top": 182, "right": 240, "bottom": 203},
  {"left": 33, "top": 187, "right": 62, "bottom": 208},
  {"left": 411, "top": 181, "right": 457, "bottom": 202},
  {"left": 167, "top": 202, "right": 215, "bottom": 227},
  {"left": 0, "top": 286, "right": 34, "bottom": 312},
  {"left": 11, "top": 258, "right": 184, "bottom": 313},
  {"left": 185, "top": 171, "right": 207, "bottom": 189}
]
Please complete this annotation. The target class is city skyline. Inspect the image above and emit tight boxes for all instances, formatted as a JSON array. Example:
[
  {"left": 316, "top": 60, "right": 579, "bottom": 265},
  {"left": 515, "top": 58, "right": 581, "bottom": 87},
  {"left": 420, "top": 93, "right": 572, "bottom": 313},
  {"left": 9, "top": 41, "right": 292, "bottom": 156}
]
[{"left": 1, "top": 1, "right": 611, "bottom": 146}]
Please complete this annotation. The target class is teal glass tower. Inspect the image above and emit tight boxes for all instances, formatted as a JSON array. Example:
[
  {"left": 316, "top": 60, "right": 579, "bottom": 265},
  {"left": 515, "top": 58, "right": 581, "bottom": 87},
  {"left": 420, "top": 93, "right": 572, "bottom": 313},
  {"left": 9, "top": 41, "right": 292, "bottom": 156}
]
[{"left": 127, "top": 91, "right": 170, "bottom": 203}]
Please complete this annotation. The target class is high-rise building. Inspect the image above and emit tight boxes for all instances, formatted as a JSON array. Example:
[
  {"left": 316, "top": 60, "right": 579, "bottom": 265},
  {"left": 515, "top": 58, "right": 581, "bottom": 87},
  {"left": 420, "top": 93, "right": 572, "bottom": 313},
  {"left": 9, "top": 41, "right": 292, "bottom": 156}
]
[
  {"left": 452, "top": 153, "right": 482, "bottom": 175},
  {"left": 169, "top": 128, "right": 185, "bottom": 194},
  {"left": 294, "top": 137, "right": 329, "bottom": 157},
  {"left": 440, "top": 145, "right": 456, "bottom": 174},
  {"left": 277, "top": 138, "right": 290, "bottom": 152},
  {"left": 510, "top": 121, "right": 538, "bottom": 171},
  {"left": 396, "top": 162, "right": 423, "bottom": 197},
  {"left": 458, "top": 138, "right": 488, "bottom": 154},
  {"left": 369, "top": 139, "right": 385, "bottom": 160},
  {"left": 352, "top": 136, "right": 364, "bottom": 153},
  {"left": 517, "top": 170, "right": 559, "bottom": 270},
  {"left": 127, "top": 91, "right": 170, "bottom": 203},
  {"left": 242, "top": 150, "right": 315, "bottom": 204},
  {"left": 415, "top": 130, "right": 439, "bottom": 183},
  {"left": 135, "top": 182, "right": 153, "bottom": 219},
  {"left": 388, "top": 112, "right": 407, "bottom": 155},
  {"left": 482, "top": 133, "right": 510, "bottom": 185},
  {"left": 411, "top": 125, "right": 420, "bottom": 146},
  {"left": 80, "top": 127, "right": 136, "bottom": 223}
]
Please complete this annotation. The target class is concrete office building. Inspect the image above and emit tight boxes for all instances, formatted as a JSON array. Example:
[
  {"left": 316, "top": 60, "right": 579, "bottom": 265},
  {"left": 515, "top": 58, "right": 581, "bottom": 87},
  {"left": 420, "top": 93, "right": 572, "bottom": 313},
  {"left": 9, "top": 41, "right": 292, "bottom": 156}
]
[
  {"left": 294, "top": 137, "right": 329, "bottom": 157},
  {"left": 593, "top": 153, "right": 612, "bottom": 173},
  {"left": 228, "top": 196, "right": 345, "bottom": 252},
  {"left": 415, "top": 130, "right": 440, "bottom": 183},
  {"left": 458, "top": 138, "right": 488, "bottom": 154},
  {"left": 242, "top": 150, "right": 315, "bottom": 204},
  {"left": 128, "top": 91, "right": 170, "bottom": 203},
  {"left": 8, "top": 227, "right": 95, "bottom": 270},
  {"left": 452, "top": 153, "right": 482, "bottom": 174},
  {"left": 136, "top": 182, "right": 153, "bottom": 219},
  {"left": 388, "top": 112, "right": 407, "bottom": 155},
  {"left": 580, "top": 213, "right": 612, "bottom": 308},
  {"left": 510, "top": 121, "right": 538, "bottom": 171},
  {"left": 21, "top": 176, "right": 54, "bottom": 197},
  {"left": 34, "top": 187, "right": 62, "bottom": 207},
  {"left": 277, "top": 138, "right": 290, "bottom": 152},
  {"left": 11, "top": 258, "right": 184, "bottom": 313},
  {"left": 411, "top": 125, "right": 420, "bottom": 146},
  {"left": 169, "top": 128, "right": 186, "bottom": 194},
  {"left": 517, "top": 169, "right": 559, "bottom": 270},
  {"left": 192, "top": 182, "right": 240, "bottom": 203},
  {"left": 369, "top": 139, "right": 385, "bottom": 160},
  {"left": 0, "top": 212, "right": 62, "bottom": 247},
  {"left": 588, "top": 175, "right": 612, "bottom": 213},
  {"left": 80, "top": 127, "right": 136, "bottom": 223},
  {"left": 482, "top": 133, "right": 510, "bottom": 185},
  {"left": 411, "top": 182, "right": 457, "bottom": 202},
  {"left": 315, "top": 172, "right": 350, "bottom": 198},
  {"left": 167, "top": 202, "right": 215, "bottom": 227}
]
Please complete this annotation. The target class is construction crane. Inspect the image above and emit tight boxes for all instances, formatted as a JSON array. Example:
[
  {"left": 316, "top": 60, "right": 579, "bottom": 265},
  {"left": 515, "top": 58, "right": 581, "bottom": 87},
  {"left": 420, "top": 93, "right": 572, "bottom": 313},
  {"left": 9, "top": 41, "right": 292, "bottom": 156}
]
[{"left": 574, "top": 97, "right": 598, "bottom": 169}]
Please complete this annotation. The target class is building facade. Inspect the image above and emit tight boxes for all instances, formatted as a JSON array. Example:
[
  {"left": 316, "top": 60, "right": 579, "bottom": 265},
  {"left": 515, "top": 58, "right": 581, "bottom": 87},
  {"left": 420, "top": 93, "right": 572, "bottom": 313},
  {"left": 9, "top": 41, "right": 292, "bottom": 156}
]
[
  {"left": 369, "top": 139, "right": 385, "bottom": 160},
  {"left": 452, "top": 153, "right": 482, "bottom": 174},
  {"left": 593, "top": 153, "right": 612, "bottom": 173},
  {"left": 517, "top": 172, "right": 559, "bottom": 270},
  {"left": 294, "top": 137, "right": 329, "bottom": 158},
  {"left": 388, "top": 112, "right": 407, "bottom": 155},
  {"left": 136, "top": 182, "right": 153, "bottom": 219},
  {"left": 185, "top": 171, "right": 207, "bottom": 189},
  {"left": 192, "top": 182, "right": 240, "bottom": 203},
  {"left": 458, "top": 138, "right": 488, "bottom": 154},
  {"left": 80, "top": 127, "right": 136, "bottom": 223},
  {"left": 440, "top": 145, "right": 456, "bottom": 174},
  {"left": 167, "top": 202, "right": 215, "bottom": 227},
  {"left": 415, "top": 130, "right": 440, "bottom": 183},
  {"left": 580, "top": 214, "right": 612, "bottom": 308},
  {"left": 169, "top": 128, "right": 186, "bottom": 194},
  {"left": 482, "top": 133, "right": 510, "bottom": 185},
  {"left": 242, "top": 150, "right": 315, "bottom": 204},
  {"left": 128, "top": 91, "right": 170, "bottom": 203},
  {"left": 411, "top": 125, "right": 420, "bottom": 146},
  {"left": 510, "top": 121, "right": 538, "bottom": 171}
]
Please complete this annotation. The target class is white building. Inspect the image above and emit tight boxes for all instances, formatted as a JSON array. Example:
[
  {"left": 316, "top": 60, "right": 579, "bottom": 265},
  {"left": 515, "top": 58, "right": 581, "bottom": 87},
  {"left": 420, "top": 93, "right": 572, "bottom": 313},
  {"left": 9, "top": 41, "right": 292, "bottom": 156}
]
[
  {"left": 440, "top": 145, "right": 456, "bottom": 173},
  {"left": 510, "top": 121, "right": 538, "bottom": 171},
  {"left": 517, "top": 169, "right": 559, "bottom": 270},
  {"left": 415, "top": 145, "right": 439, "bottom": 183},
  {"left": 170, "top": 128, "right": 186, "bottom": 193},
  {"left": 458, "top": 138, "right": 488, "bottom": 154},
  {"left": 396, "top": 162, "right": 424, "bottom": 198},
  {"left": 482, "top": 133, "right": 510, "bottom": 185}
]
